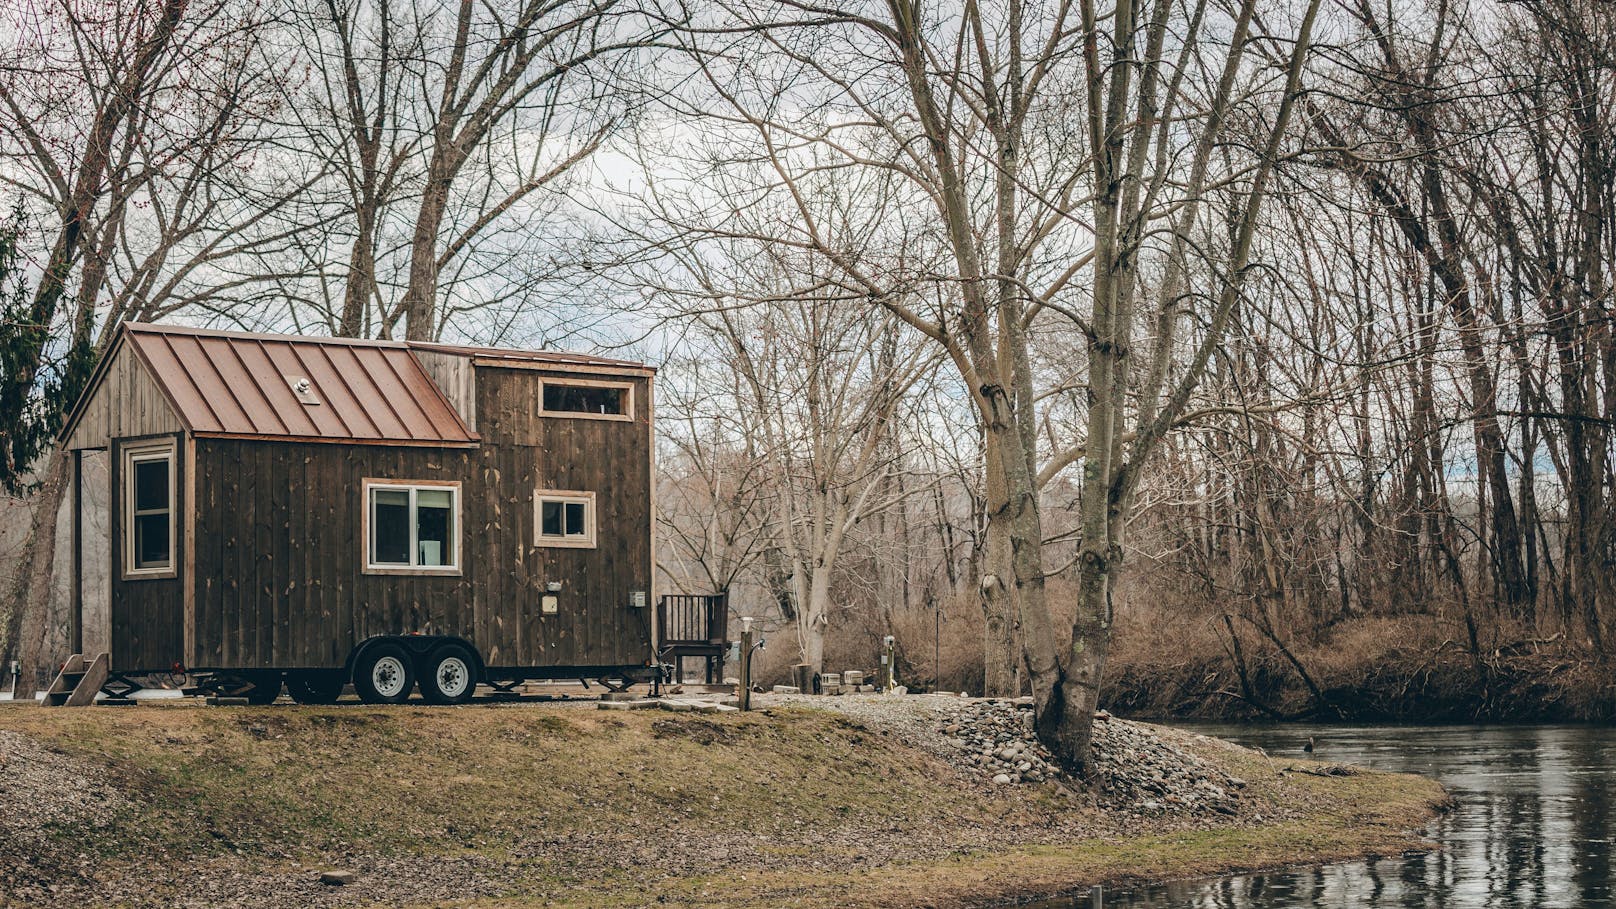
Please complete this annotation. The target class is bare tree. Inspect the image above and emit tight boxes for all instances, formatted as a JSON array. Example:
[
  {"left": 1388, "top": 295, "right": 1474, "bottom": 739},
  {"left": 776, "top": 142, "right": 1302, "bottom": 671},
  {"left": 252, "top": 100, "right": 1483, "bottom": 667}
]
[{"left": 635, "top": 0, "right": 1320, "bottom": 770}]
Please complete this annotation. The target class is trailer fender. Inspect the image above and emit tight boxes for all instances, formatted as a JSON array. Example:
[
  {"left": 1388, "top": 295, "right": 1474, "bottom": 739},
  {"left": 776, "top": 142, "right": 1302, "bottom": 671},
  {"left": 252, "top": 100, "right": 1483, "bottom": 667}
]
[{"left": 346, "top": 636, "right": 486, "bottom": 686}]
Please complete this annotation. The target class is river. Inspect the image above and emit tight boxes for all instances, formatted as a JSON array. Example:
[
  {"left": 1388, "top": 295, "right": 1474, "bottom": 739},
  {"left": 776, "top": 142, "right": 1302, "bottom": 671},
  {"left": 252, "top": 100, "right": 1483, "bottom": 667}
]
[{"left": 1058, "top": 723, "right": 1616, "bottom": 908}]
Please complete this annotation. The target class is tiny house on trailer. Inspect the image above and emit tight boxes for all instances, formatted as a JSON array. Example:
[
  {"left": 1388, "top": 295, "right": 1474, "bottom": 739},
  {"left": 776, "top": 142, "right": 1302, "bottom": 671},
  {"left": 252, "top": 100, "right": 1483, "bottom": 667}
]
[{"left": 52, "top": 322, "right": 661, "bottom": 705}]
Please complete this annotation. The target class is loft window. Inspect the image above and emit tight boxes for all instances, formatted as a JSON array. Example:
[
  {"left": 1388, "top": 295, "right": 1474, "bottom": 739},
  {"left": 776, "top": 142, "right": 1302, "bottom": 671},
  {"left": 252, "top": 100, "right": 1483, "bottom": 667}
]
[
  {"left": 365, "top": 481, "right": 460, "bottom": 573},
  {"left": 540, "top": 380, "right": 631, "bottom": 419},
  {"left": 535, "top": 490, "right": 596, "bottom": 548},
  {"left": 124, "top": 443, "right": 175, "bottom": 576}
]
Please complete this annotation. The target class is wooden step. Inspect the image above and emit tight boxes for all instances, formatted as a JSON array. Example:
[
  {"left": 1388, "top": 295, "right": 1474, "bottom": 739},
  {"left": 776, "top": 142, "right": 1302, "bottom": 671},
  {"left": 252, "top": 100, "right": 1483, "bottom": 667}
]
[{"left": 41, "top": 653, "right": 109, "bottom": 707}]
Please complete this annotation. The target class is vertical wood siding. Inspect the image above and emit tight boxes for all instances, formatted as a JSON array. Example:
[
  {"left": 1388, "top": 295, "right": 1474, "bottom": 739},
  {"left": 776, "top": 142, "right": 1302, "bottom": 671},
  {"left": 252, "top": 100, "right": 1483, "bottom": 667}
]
[
  {"left": 109, "top": 434, "right": 186, "bottom": 670},
  {"left": 65, "top": 344, "right": 183, "bottom": 450},
  {"left": 412, "top": 350, "right": 478, "bottom": 432},
  {"left": 185, "top": 366, "right": 652, "bottom": 672}
]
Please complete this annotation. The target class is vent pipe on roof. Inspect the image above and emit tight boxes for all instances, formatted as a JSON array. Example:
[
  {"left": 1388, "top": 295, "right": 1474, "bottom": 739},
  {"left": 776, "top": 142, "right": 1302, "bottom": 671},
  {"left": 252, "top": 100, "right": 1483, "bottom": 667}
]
[{"left": 287, "top": 376, "right": 321, "bottom": 405}]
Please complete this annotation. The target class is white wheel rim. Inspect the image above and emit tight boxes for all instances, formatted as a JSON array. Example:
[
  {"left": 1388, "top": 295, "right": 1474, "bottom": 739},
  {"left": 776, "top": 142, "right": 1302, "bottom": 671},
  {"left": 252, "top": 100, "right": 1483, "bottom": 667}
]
[
  {"left": 436, "top": 656, "right": 470, "bottom": 698},
  {"left": 372, "top": 656, "right": 408, "bottom": 698}
]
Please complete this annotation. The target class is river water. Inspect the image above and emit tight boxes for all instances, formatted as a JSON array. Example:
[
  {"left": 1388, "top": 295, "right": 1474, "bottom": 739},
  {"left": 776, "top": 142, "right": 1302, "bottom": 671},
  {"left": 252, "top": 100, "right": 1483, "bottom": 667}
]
[{"left": 1068, "top": 724, "right": 1616, "bottom": 908}]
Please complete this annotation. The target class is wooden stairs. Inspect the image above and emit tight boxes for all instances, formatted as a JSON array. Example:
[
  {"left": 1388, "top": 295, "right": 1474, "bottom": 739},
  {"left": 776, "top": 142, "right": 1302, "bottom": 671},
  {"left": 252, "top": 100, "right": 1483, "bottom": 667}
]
[{"left": 43, "top": 653, "right": 110, "bottom": 707}]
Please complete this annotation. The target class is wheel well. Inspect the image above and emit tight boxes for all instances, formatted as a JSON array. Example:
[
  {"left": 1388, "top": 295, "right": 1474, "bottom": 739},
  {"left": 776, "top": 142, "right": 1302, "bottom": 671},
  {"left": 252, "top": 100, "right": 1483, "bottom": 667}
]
[{"left": 346, "top": 636, "right": 485, "bottom": 683}]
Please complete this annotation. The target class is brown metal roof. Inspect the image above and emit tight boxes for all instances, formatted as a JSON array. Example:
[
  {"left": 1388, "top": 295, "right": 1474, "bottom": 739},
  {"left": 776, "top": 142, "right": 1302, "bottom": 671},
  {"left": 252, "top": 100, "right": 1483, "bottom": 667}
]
[
  {"left": 410, "top": 340, "right": 653, "bottom": 371},
  {"left": 121, "top": 323, "right": 479, "bottom": 446}
]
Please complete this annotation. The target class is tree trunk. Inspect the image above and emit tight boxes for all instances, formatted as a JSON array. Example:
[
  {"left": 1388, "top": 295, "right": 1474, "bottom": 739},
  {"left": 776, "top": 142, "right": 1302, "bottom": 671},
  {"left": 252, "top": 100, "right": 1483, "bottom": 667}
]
[
  {"left": 980, "top": 495, "right": 1018, "bottom": 696},
  {"left": 400, "top": 167, "right": 452, "bottom": 341},
  {"left": 3, "top": 451, "right": 68, "bottom": 696}
]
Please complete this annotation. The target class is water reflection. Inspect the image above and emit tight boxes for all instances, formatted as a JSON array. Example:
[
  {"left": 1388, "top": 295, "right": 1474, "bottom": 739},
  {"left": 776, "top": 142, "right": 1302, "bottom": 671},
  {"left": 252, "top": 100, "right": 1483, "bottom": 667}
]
[{"left": 1053, "top": 725, "right": 1616, "bottom": 908}]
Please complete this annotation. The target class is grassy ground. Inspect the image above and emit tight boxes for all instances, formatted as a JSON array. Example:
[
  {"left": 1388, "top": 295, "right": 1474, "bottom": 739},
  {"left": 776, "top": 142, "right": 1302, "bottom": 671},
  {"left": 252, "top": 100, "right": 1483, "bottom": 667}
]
[{"left": 0, "top": 702, "right": 1449, "bottom": 908}]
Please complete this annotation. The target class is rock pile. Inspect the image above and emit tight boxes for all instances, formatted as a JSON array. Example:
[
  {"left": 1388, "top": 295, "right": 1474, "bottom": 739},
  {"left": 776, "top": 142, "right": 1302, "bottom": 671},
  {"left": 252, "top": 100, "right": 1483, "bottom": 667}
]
[
  {"left": 1086, "top": 711, "right": 1245, "bottom": 815},
  {"left": 938, "top": 697, "right": 1063, "bottom": 785},
  {"left": 935, "top": 700, "right": 1244, "bottom": 815}
]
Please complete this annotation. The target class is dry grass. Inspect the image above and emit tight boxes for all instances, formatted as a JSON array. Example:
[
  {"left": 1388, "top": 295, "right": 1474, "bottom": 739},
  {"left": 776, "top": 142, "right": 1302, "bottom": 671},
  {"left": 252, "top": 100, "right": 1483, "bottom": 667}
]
[
  {"left": 1105, "top": 601, "right": 1616, "bottom": 722},
  {"left": 0, "top": 702, "right": 1448, "bottom": 908}
]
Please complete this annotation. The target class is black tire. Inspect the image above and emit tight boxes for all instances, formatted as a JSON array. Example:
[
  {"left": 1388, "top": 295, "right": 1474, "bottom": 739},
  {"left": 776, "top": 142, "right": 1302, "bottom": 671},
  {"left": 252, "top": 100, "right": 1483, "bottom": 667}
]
[
  {"left": 353, "top": 642, "right": 416, "bottom": 704},
  {"left": 286, "top": 671, "right": 344, "bottom": 705},
  {"left": 242, "top": 672, "right": 283, "bottom": 705},
  {"left": 418, "top": 642, "right": 479, "bottom": 705}
]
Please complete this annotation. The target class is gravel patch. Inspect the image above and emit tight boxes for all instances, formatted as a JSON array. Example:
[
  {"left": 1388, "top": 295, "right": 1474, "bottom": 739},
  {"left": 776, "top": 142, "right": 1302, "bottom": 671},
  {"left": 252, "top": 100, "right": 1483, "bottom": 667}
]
[
  {"left": 767, "top": 692, "right": 1245, "bottom": 815},
  {"left": 0, "top": 729, "right": 130, "bottom": 900}
]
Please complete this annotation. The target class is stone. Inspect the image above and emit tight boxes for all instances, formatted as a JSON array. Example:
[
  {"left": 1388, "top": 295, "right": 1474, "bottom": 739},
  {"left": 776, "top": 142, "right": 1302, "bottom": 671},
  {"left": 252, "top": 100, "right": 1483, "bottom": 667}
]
[
  {"left": 772, "top": 685, "right": 801, "bottom": 694},
  {"left": 319, "top": 870, "right": 356, "bottom": 886},
  {"left": 889, "top": 685, "right": 908, "bottom": 696},
  {"left": 714, "top": 704, "right": 741, "bottom": 712},
  {"left": 992, "top": 774, "right": 1013, "bottom": 785}
]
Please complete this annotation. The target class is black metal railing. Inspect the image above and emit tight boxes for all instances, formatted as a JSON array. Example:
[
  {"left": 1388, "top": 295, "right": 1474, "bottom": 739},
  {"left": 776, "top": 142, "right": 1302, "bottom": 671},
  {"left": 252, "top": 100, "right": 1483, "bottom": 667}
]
[{"left": 657, "top": 592, "right": 728, "bottom": 647}]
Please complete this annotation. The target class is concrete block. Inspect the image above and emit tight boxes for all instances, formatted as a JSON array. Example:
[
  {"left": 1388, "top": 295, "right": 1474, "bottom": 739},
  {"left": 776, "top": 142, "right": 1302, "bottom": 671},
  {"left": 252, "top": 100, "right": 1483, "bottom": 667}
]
[
  {"left": 714, "top": 704, "right": 740, "bottom": 713},
  {"left": 601, "top": 691, "right": 640, "bottom": 702},
  {"left": 843, "top": 671, "right": 864, "bottom": 686},
  {"left": 772, "top": 685, "right": 801, "bottom": 694},
  {"left": 659, "top": 700, "right": 697, "bottom": 712},
  {"left": 206, "top": 696, "right": 250, "bottom": 706},
  {"left": 319, "top": 870, "right": 357, "bottom": 886}
]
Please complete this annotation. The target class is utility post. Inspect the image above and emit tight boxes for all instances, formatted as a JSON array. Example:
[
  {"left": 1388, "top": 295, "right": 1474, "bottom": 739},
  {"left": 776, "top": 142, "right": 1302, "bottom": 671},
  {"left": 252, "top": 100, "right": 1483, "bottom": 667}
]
[
  {"left": 739, "top": 617, "right": 754, "bottom": 711},
  {"left": 882, "top": 635, "right": 896, "bottom": 692}
]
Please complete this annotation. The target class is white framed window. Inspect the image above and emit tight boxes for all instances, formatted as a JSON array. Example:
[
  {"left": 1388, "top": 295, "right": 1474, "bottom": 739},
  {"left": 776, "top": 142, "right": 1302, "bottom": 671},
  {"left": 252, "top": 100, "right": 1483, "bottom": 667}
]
[
  {"left": 538, "top": 378, "right": 633, "bottom": 421},
  {"left": 363, "top": 479, "right": 461, "bottom": 574},
  {"left": 123, "top": 442, "right": 176, "bottom": 578},
  {"left": 534, "top": 490, "right": 596, "bottom": 548}
]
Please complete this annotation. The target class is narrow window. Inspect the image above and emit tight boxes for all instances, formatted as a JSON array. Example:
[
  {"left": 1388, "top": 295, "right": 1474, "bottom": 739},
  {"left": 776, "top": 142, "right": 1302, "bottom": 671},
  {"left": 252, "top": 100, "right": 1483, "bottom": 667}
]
[
  {"left": 540, "top": 380, "right": 630, "bottom": 419},
  {"left": 365, "top": 481, "right": 460, "bottom": 572},
  {"left": 534, "top": 491, "right": 596, "bottom": 548},
  {"left": 124, "top": 445, "right": 174, "bottom": 575}
]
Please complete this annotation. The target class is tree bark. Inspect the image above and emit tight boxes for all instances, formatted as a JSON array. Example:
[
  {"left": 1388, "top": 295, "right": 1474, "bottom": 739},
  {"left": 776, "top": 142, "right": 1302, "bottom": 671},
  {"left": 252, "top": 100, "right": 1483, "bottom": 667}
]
[{"left": 3, "top": 452, "right": 68, "bottom": 696}]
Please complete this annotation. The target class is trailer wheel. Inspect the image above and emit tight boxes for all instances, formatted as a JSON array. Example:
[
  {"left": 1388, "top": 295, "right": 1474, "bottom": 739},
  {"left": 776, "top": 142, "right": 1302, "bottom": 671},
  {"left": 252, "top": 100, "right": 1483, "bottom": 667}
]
[
  {"left": 287, "top": 671, "right": 344, "bottom": 705},
  {"left": 242, "top": 672, "right": 283, "bottom": 705},
  {"left": 354, "top": 642, "right": 416, "bottom": 704},
  {"left": 418, "top": 643, "right": 478, "bottom": 705}
]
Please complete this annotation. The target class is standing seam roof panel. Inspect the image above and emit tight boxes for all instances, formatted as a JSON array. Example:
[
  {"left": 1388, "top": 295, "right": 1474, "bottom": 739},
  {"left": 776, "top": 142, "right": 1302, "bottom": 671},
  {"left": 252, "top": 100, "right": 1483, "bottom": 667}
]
[
  {"left": 324, "top": 344, "right": 409, "bottom": 439},
  {"left": 121, "top": 325, "right": 478, "bottom": 445}
]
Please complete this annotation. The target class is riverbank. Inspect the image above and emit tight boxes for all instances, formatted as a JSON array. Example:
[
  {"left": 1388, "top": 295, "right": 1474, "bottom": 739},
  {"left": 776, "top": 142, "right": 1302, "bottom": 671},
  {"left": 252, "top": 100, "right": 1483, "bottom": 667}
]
[
  {"left": 1105, "top": 612, "right": 1616, "bottom": 724},
  {"left": 0, "top": 696, "right": 1448, "bottom": 908}
]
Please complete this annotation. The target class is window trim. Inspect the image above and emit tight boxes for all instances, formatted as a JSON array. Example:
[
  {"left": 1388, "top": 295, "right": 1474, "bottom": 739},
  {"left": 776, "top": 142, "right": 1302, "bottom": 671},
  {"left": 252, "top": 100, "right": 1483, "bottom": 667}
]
[
  {"left": 537, "top": 377, "right": 634, "bottom": 422},
  {"left": 533, "top": 489, "right": 597, "bottom": 549},
  {"left": 362, "top": 478, "right": 463, "bottom": 576},
  {"left": 122, "top": 441, "right": 177, "bottom": 580}
]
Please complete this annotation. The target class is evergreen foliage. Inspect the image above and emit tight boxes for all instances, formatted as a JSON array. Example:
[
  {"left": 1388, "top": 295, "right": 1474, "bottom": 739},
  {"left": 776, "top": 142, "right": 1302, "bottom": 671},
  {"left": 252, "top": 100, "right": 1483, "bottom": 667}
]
[{"left": 0, "top": 206, "right": 93, "bottom": 495}]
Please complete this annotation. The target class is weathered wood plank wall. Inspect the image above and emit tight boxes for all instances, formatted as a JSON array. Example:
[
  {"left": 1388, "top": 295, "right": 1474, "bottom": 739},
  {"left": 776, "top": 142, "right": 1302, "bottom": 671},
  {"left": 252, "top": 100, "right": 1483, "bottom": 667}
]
[{"left": 182, "top": 364, "right": 652, "bottom": 673}]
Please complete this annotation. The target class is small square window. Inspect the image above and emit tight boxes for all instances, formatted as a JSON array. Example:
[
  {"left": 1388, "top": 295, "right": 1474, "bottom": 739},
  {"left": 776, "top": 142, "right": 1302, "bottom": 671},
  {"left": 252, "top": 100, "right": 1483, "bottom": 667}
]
[{"left": 535, "top": 491, "right": 596, "bottom": 548}]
